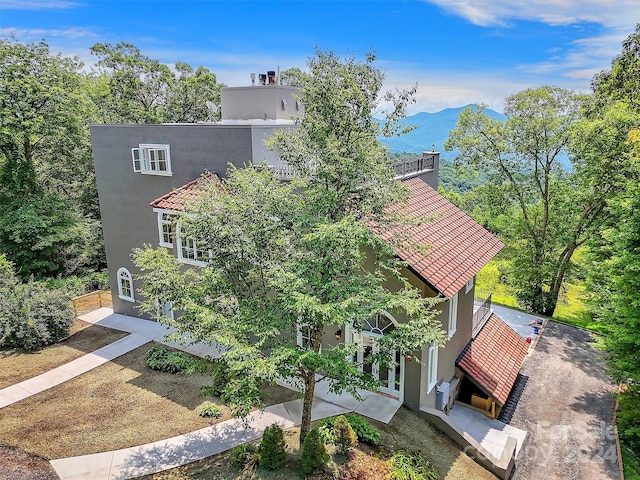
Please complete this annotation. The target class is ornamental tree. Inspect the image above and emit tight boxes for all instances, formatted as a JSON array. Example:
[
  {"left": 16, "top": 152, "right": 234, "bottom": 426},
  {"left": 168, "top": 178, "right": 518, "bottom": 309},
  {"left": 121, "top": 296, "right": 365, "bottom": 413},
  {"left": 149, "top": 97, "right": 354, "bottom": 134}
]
[{"left": 134, "top": 50, "right": 445, "bottom": 447}]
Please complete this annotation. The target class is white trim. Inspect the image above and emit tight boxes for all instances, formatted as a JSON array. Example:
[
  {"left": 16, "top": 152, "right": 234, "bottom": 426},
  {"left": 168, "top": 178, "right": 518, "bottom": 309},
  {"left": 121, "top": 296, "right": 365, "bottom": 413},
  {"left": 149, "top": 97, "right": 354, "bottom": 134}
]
[
  {"left": 465, "top": 275, "right": 475, "bottom": 294},
  {"left": 177, "top": 225, "right": 210, "bottom": 266},
  {"left": 427, "top": 344, "right": 438, "bottom": 394},
  {"left": 153, "top": 208, "right": 175, "bottom": 248},
  {"left": 350, "top": 311, "right": 404, "bottom": 402},
  {"left": 131, "top": 144, "right": 172, "bottom": 175},
  {"left": 448, "top": 292, "right": 458, "bottom": 338},
  {"left": 117, "top": 267, "right": 135, "bottom": 302}
]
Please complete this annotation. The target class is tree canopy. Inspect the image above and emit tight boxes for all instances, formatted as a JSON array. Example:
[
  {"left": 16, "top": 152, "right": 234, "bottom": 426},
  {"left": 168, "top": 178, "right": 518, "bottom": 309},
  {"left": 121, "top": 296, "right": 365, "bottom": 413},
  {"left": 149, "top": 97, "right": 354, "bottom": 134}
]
[{"left": 134, "top": 50, "right": 445, "bottom": 447}]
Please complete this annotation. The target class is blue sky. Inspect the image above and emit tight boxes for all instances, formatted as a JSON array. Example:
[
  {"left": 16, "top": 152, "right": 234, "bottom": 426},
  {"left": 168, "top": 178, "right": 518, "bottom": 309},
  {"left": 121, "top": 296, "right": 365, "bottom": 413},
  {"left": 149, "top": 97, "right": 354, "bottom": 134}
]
[{"left": 0, "top": 0, "right": 637, "bottom": 113}]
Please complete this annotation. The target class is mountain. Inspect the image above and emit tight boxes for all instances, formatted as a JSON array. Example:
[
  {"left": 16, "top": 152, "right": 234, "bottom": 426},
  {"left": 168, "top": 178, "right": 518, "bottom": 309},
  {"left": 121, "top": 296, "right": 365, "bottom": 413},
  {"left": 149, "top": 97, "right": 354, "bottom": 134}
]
[{"left": 378, "top": 104, "right": 506, "bottom": 158}]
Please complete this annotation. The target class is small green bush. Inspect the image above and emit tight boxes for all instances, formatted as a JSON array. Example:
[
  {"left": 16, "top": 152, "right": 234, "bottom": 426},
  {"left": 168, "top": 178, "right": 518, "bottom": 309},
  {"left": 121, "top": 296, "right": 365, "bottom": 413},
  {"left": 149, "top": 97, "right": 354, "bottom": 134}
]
[
  {"left": 301, "top": 427, "right": 329, "bottom": 474},
  {"left": 345, "top": 413, "right": 381, "bottom": 445},
  {"left": 145, "top": 344, "right": 194, "bottom": 373},
  {"left": 259, "top": 424, "right": 287, "bottom": 470},
  {"left": 198, "top": 403, "right": 222, "bottom": 418},
  {"left": 334, "top": 415, "right": 357, "bottom": 454},
  {"left": 230, "top": 443, "right": 259, "bottom": 474},
  {"left": 318, "top": 418, "right": 336, "bottom": 445},
  {"left": 388, "top": 451, "right": 439, "bottom": 480},
  {"left": 200, "top": 359, "right": 230, "bottom": 397}
]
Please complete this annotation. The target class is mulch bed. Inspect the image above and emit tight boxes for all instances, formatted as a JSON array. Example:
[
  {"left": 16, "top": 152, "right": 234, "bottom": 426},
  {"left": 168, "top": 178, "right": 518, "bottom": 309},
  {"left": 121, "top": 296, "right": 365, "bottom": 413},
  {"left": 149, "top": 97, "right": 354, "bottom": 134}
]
[{"left": 0, "top": 445, "right": 60, "bottom": 480}]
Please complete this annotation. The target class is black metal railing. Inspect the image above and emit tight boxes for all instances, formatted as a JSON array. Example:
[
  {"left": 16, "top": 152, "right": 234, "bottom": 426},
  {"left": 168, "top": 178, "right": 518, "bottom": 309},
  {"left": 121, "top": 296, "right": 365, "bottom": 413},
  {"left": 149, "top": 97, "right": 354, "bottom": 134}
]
[{"left": 472, "top": 292, "right": 492, "bottom": 337}]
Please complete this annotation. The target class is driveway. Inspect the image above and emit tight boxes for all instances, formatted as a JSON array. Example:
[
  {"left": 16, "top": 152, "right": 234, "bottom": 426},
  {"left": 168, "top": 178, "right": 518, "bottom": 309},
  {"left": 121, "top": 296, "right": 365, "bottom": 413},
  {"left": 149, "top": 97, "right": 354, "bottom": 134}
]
[{"left": 509, "top": 321, "right": 619, "bottom": 480}]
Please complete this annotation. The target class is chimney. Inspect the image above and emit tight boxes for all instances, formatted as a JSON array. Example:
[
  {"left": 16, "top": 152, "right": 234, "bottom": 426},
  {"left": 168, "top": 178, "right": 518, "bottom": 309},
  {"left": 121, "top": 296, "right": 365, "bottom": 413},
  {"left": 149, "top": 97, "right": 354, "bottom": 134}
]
[
  {"left": 268, "top": 70, "right": 276, "bottom": 84},
  {"left": 250, "top": 73, "right": 256, "bottom": 86}
]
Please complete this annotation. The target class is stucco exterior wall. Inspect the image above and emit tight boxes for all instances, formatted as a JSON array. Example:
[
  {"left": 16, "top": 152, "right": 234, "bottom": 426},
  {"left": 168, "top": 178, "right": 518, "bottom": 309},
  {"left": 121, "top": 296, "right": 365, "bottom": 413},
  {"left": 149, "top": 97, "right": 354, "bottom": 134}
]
[
  {"left": 221, "top": 85, "right": 302, "bottom": 121},
  {"left": 90, "top": 124, "right": 254, "bottom": 317}
]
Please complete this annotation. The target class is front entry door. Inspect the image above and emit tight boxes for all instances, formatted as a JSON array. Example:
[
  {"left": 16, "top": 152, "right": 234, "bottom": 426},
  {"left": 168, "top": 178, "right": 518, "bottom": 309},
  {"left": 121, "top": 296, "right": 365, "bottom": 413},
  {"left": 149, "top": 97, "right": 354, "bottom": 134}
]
[{"left": 352, "top": 331, "right": 404, "bottom": 401}]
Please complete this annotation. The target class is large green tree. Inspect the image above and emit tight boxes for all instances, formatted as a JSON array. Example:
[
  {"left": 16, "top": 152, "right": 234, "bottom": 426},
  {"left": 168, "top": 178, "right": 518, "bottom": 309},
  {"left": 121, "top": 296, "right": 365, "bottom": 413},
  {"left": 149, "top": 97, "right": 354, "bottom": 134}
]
[
  {"left": 0, "top": 38, "right": 103, "bottom": 278},
  {"left": 134, "top": 50, "right": 445, "bottom": 447},
  {"left": 585, "top": 25, "right": 640, "bottom": 458},
  {"left": 445, "top": 86, "right": 630, "bottom": 316},
  {"left": 90, "top": 42, "right": 224, "bottom": 123}
]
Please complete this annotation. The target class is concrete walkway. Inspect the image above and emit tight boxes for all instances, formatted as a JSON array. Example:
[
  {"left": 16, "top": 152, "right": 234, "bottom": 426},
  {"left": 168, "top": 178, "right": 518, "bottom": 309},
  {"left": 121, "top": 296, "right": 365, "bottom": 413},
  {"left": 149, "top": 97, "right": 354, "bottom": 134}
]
[
  {"left": 492, "top": 304, "right": 544, "bottom": 340},
  {"left": 1, "top": 308, "right": 401, "bottom": 480},
  {"left": 0, "top": 334, "right": 149, "bottom": 409}
]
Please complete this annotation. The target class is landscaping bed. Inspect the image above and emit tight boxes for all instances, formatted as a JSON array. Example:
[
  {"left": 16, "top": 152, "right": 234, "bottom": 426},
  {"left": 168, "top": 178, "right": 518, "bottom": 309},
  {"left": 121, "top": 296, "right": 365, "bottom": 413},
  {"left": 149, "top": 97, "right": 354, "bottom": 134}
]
[
  {"left": 0, "top": 319, "right": 127, "bottom": 389},
  {"left": 142, "top": 408, "right": 496, "bottom": 480},
  {"left": 0, "top": 342, "right": 299, "bottom": 460}
]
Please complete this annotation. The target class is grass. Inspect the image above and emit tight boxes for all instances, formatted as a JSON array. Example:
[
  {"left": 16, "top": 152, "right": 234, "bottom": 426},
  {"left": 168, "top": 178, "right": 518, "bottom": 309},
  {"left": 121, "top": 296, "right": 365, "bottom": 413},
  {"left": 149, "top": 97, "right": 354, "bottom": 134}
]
[
  {"left": 0, "top": 320, "right": 127, "bottom": 389},
  {"left": 0, "top": 341, "right": 299, "bottom": 459},
  {"left": 622, "top": 444, "right": 640, "bottom": 480},
  {"left": 475, "top": 259, "right": 609, "bottom": 333},
  {"left": 142, "top": 408, "right": 496, "bottom": 480}
]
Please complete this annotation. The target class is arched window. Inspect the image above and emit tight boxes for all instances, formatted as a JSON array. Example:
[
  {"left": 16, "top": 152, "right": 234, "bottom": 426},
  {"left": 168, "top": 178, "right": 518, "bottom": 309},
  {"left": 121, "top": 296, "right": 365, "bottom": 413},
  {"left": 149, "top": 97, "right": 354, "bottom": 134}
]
[
  {"left": 362, "top": 311, "right": 396, "bottom": 336},
  {"left": 117, "top": 267, "right": 134, "bottom": 302}
]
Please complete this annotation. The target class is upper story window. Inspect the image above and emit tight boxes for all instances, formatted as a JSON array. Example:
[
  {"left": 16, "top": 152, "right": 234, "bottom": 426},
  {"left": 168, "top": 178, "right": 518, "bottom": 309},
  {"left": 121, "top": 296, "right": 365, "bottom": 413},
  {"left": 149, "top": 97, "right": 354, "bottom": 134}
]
[
  {"left": 117, "top": 267, "right": 134, "bottom": 302},
  {"left": 153, "top": 209, "right": 174, "bottom": 248},
  {"left": 178, "top": 235, "right": 210, "bottom": 266},
  {"left": 465, "top": 275, "right": 475, "bottom": 294},
  {"left": 132, "top": 144, "right": 172, "bottom": 175},
  {"left": 448, "top": 292, "right": 458, "bottom": 337}
]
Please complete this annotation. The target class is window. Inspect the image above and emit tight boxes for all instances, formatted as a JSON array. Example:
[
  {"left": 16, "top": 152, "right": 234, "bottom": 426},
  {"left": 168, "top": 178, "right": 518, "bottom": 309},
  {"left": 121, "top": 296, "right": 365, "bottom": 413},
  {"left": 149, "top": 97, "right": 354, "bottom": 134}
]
[
  {"left": 117, "top": 267, "right": 134, "bottom": 302},
  {"left": 465, "top": 275, "right": 475, "bottom": 294},
  {"left": 297, "top": 323, "right": 320, "bottom": 352},
  {"left": 427, "top": 344, "right": 438, "bottom": 393},
  {"left": 448, "top": 292, "right": 458, "bottom": 337},
  {"left": 154, "top": 209, "right": 174, "bottom": 247},
  {"left": 178, "top": 235, "right": 210, "bottom": 265},
  {"left": 131, "top": 144, "right": 172, "bottom": 175}
]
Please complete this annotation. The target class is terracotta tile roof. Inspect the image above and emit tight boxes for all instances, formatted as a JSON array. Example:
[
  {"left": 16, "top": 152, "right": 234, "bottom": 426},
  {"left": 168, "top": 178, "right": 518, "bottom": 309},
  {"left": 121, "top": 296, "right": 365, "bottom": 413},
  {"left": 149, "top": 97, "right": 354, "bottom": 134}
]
[
  {"left": 456, "top": 313, "right": 528, "bottom": 406},
  {"left": 150, "top": 172, "right": 220, "bottom": 211},
  {"left": 379, "top": 177, "right": 504, "bottom": 298}
]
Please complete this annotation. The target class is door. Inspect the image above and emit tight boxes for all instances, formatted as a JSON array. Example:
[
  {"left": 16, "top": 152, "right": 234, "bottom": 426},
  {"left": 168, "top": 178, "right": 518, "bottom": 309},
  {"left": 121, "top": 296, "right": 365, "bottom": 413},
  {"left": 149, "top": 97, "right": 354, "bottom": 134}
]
[{"left": 351, "top": 315, "right": 404, "bottom": 401}]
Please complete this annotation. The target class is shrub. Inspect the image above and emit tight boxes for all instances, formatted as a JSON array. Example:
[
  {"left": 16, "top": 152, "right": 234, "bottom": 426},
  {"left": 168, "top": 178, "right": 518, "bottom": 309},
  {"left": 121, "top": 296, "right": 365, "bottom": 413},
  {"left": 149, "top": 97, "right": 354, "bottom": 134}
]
[
  {"left": 198, "top": 403, "right": 222, "bottom": 418},
  {"left": 200, "top": 359, "right": 230, "bottom": 397},
  {"left": 345, "top": 413, "right": 381, "bottom": 445},
  {"left": 318, "top": 414, "right": 381, "bottom": 446},
  {"left": 145, "top": 344, "right": 194, "bottom": 373},
  {"left": 318, "top": 417, "right": 337, "bottom": 444},
  {"left": 301, "top": 427, "right": 329, "bottom": 474},
  {"left": 230, "top": 444, "right": 259, "bottom": 474},
  {"left": 388, "top": 451, "right": 439, "bottom": 480},
  {"left": 0, "top": 272, "right": 74, "bottom": 352},
  {"left": 259, "top": 424, "right": 287, "bottom": 470},
  {"left": 334, "top": 415, "right": 357, "bottom": 454}
]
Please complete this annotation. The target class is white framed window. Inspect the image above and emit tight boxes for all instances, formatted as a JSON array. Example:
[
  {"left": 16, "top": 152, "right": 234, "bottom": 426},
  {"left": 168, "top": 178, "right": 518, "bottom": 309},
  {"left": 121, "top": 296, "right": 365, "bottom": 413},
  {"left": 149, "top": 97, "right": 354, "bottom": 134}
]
[
  {"left": 178, "top": 235, "right": 210, "bottom": 266},
  {"left": 448, "top": 292, "right": 458, "bottom": 337},
  {"left": 297, "top": 323, "right": 320, "bottom": 352},
  {"left": 465, "top": 275, "right": 475, "bottom": 294},
  {"left": 117, "top": 267, "right": 134, "bottom": 302},
  {"left": 131, "top": 144, "right": 172, "bottom": 175},
  {"left": 153, "top": 209, "right": 174, "bottom": 248},
  {"left": 427, "top": 344, "right": 438, "bottom": 393}
]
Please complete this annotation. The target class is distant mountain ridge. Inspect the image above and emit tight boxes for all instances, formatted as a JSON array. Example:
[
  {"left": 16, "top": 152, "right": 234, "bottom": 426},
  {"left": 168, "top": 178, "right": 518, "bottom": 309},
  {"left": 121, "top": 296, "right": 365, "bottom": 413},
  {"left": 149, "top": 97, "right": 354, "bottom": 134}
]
[{"left": 378, "top": 104, "right": 506, "bottom": 158}]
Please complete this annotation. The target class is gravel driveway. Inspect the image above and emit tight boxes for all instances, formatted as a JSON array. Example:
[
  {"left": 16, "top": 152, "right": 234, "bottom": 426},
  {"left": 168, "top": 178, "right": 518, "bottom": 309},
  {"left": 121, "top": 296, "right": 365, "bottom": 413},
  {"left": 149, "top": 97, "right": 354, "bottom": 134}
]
[{"left": 509, "top": 321, "right": 619, "bottom": 480}]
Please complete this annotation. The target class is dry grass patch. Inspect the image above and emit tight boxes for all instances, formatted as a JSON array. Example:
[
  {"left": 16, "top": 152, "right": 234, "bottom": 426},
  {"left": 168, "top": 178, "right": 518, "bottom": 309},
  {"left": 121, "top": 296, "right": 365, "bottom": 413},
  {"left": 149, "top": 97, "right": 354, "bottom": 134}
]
[
  {"left": 0, "top": 342, "right": 299, "bottom": 460},
  {"left": 144, "top": 408, "right": 496, "bottom": 480},
  {"left": 0, "top": 319, "right": 127, "bottom": 389}
]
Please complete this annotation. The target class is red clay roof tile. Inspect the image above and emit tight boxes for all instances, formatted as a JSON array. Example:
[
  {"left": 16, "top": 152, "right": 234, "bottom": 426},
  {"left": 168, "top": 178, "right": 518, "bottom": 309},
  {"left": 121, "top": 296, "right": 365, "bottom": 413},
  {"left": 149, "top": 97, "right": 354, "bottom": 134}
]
[
  {"left": 456, "top": 314, "right": 528, "bottom": 406},
  {"left": 382, "top": 178, "right": 504, "bottom": 298},
  {"left": 149, "top": 172, "right": 220, "bottom": 211}
]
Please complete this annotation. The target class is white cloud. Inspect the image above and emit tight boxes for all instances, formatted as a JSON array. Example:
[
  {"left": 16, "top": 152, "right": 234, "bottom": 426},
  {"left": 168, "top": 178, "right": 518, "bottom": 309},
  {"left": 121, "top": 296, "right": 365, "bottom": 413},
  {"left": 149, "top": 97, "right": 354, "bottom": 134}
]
[
  {"left": 1, "top": 0, "right": 83, "bottom": 10},
  {"left": 0, "top": 27, "right": 98, "bottom": 40},
  {"left": 425, "top": 0, "right": 639, "bottom": 28}
]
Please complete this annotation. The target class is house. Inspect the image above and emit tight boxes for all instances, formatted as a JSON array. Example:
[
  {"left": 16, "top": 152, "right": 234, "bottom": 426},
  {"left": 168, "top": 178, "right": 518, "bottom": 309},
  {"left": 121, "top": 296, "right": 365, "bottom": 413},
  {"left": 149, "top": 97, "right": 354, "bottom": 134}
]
[{"left": 90, "top": 73, "right": 528, "bottom": 477}]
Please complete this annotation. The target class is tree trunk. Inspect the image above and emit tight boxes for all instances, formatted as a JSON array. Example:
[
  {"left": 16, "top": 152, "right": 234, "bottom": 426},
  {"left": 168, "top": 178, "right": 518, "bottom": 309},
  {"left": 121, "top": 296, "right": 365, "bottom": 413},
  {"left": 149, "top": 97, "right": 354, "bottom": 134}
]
[
  {"left": 299, "top": 369, "right": 316, "bottom": 448},
  {"left": 546, "top": 244, "right": 578, "bottom": 317}
]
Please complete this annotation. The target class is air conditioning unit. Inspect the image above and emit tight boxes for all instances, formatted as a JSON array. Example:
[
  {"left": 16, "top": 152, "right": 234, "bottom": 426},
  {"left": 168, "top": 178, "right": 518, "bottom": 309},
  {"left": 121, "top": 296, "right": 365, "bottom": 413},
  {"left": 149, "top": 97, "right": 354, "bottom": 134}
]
[{"left": 436, "top": 381, "right": 450, "bottom": 411}]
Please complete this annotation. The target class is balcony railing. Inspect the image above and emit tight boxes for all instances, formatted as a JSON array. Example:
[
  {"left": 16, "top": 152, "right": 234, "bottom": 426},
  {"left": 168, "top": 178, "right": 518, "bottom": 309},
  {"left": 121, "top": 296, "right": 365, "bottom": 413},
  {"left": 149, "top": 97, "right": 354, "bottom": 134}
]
[
  {"left": 269, "top": 152, "right": 436, "bottom": 181},
  {"left": 472, "top": 292, "right": 492, "bottom": 337},
  {"left": 393, "top": 153, "right": 436, "bottom": 179}
]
